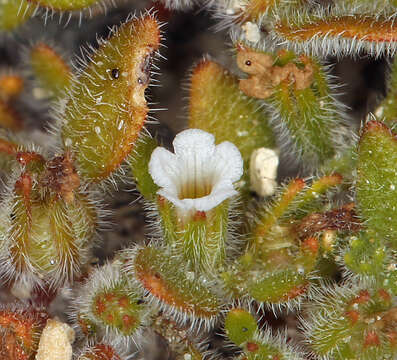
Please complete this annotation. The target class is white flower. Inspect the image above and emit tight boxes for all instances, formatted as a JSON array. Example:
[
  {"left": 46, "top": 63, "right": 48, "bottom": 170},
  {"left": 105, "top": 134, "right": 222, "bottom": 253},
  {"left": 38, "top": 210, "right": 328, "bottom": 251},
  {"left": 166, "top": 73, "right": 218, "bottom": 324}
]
[
  {"left": 149, "top": 129, "right": 243, "bottom": 213},
  {"left": 249, "top": 147, "right": 279, "bottom": 197},
  {"left": 35, "top": 319, "right": 75, "bottom": 360}
]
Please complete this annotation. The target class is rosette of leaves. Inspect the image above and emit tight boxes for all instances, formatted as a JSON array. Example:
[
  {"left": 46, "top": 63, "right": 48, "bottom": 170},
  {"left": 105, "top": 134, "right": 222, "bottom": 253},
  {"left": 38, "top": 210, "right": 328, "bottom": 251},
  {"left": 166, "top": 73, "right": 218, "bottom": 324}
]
[{"left": 221, "top": 174, "right": 359, "bottom": 308}]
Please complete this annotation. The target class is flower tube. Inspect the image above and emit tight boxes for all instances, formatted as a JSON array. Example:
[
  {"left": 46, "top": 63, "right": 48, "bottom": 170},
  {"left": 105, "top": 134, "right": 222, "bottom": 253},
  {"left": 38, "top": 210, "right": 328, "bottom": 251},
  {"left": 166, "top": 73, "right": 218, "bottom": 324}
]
[{"left": 149, "top": 129, "right": 243, "bottom": 271}]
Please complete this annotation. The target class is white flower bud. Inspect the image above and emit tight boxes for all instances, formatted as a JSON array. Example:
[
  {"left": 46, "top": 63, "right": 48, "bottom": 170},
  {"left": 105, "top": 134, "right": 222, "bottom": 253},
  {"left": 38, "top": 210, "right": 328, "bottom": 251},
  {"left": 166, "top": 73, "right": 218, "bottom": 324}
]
[
  {"left": 250, "top": 148, "right": 279, "bottom": 197},
  {"left": 35, "top": 319, "right": 75, "bottom": 360}
]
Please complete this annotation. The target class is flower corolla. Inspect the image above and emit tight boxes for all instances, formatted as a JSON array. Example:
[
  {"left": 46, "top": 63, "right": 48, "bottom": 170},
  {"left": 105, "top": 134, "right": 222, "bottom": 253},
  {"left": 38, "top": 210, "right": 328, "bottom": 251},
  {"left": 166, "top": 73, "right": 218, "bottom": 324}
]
[{"left": 149, "top": 129, "right": 243, "bottom": 213}]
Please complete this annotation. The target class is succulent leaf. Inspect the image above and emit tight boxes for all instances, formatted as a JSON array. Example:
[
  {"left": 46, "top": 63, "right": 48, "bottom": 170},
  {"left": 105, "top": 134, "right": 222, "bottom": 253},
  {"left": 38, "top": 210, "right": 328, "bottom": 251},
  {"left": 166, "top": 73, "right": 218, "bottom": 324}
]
[
  {"left": 0, "top": 0, "right": 33, "bottom": 32},
  {"left": 26, "top": 0, "right": 101, "bottom": 12},
  {"left": 124, "top": 245, "right": 221, "bottom": 328},
  {"left": 225, "top": 308, "right": 306, "bottom": 360},
  {"left": 0, "top": 169, "right": 97, "bottom": 289},
  {"left": 356, "top": 121, "right": 397, "bottom": 249},
  {"left": 224, "top": 308, "right": 258, "bottom": 346},
  {"left": 248, "top": 268, "right": 308, "bottom": 304},
  {"left": 29, "top": 43, "right": 72, "bottom": 98},
  {"left": 271, "top": 4, "right": 397, "bottom": 58},
  {"left": 61, "top": 14, "right": 161, "bottom": 183}
]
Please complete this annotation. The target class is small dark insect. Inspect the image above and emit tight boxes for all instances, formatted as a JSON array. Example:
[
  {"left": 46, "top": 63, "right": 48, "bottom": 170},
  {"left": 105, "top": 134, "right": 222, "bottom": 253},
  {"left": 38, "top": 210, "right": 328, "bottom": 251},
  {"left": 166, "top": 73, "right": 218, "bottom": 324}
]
[{"left": 111, "top": 68, "right": 120, "bottom": 79}]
